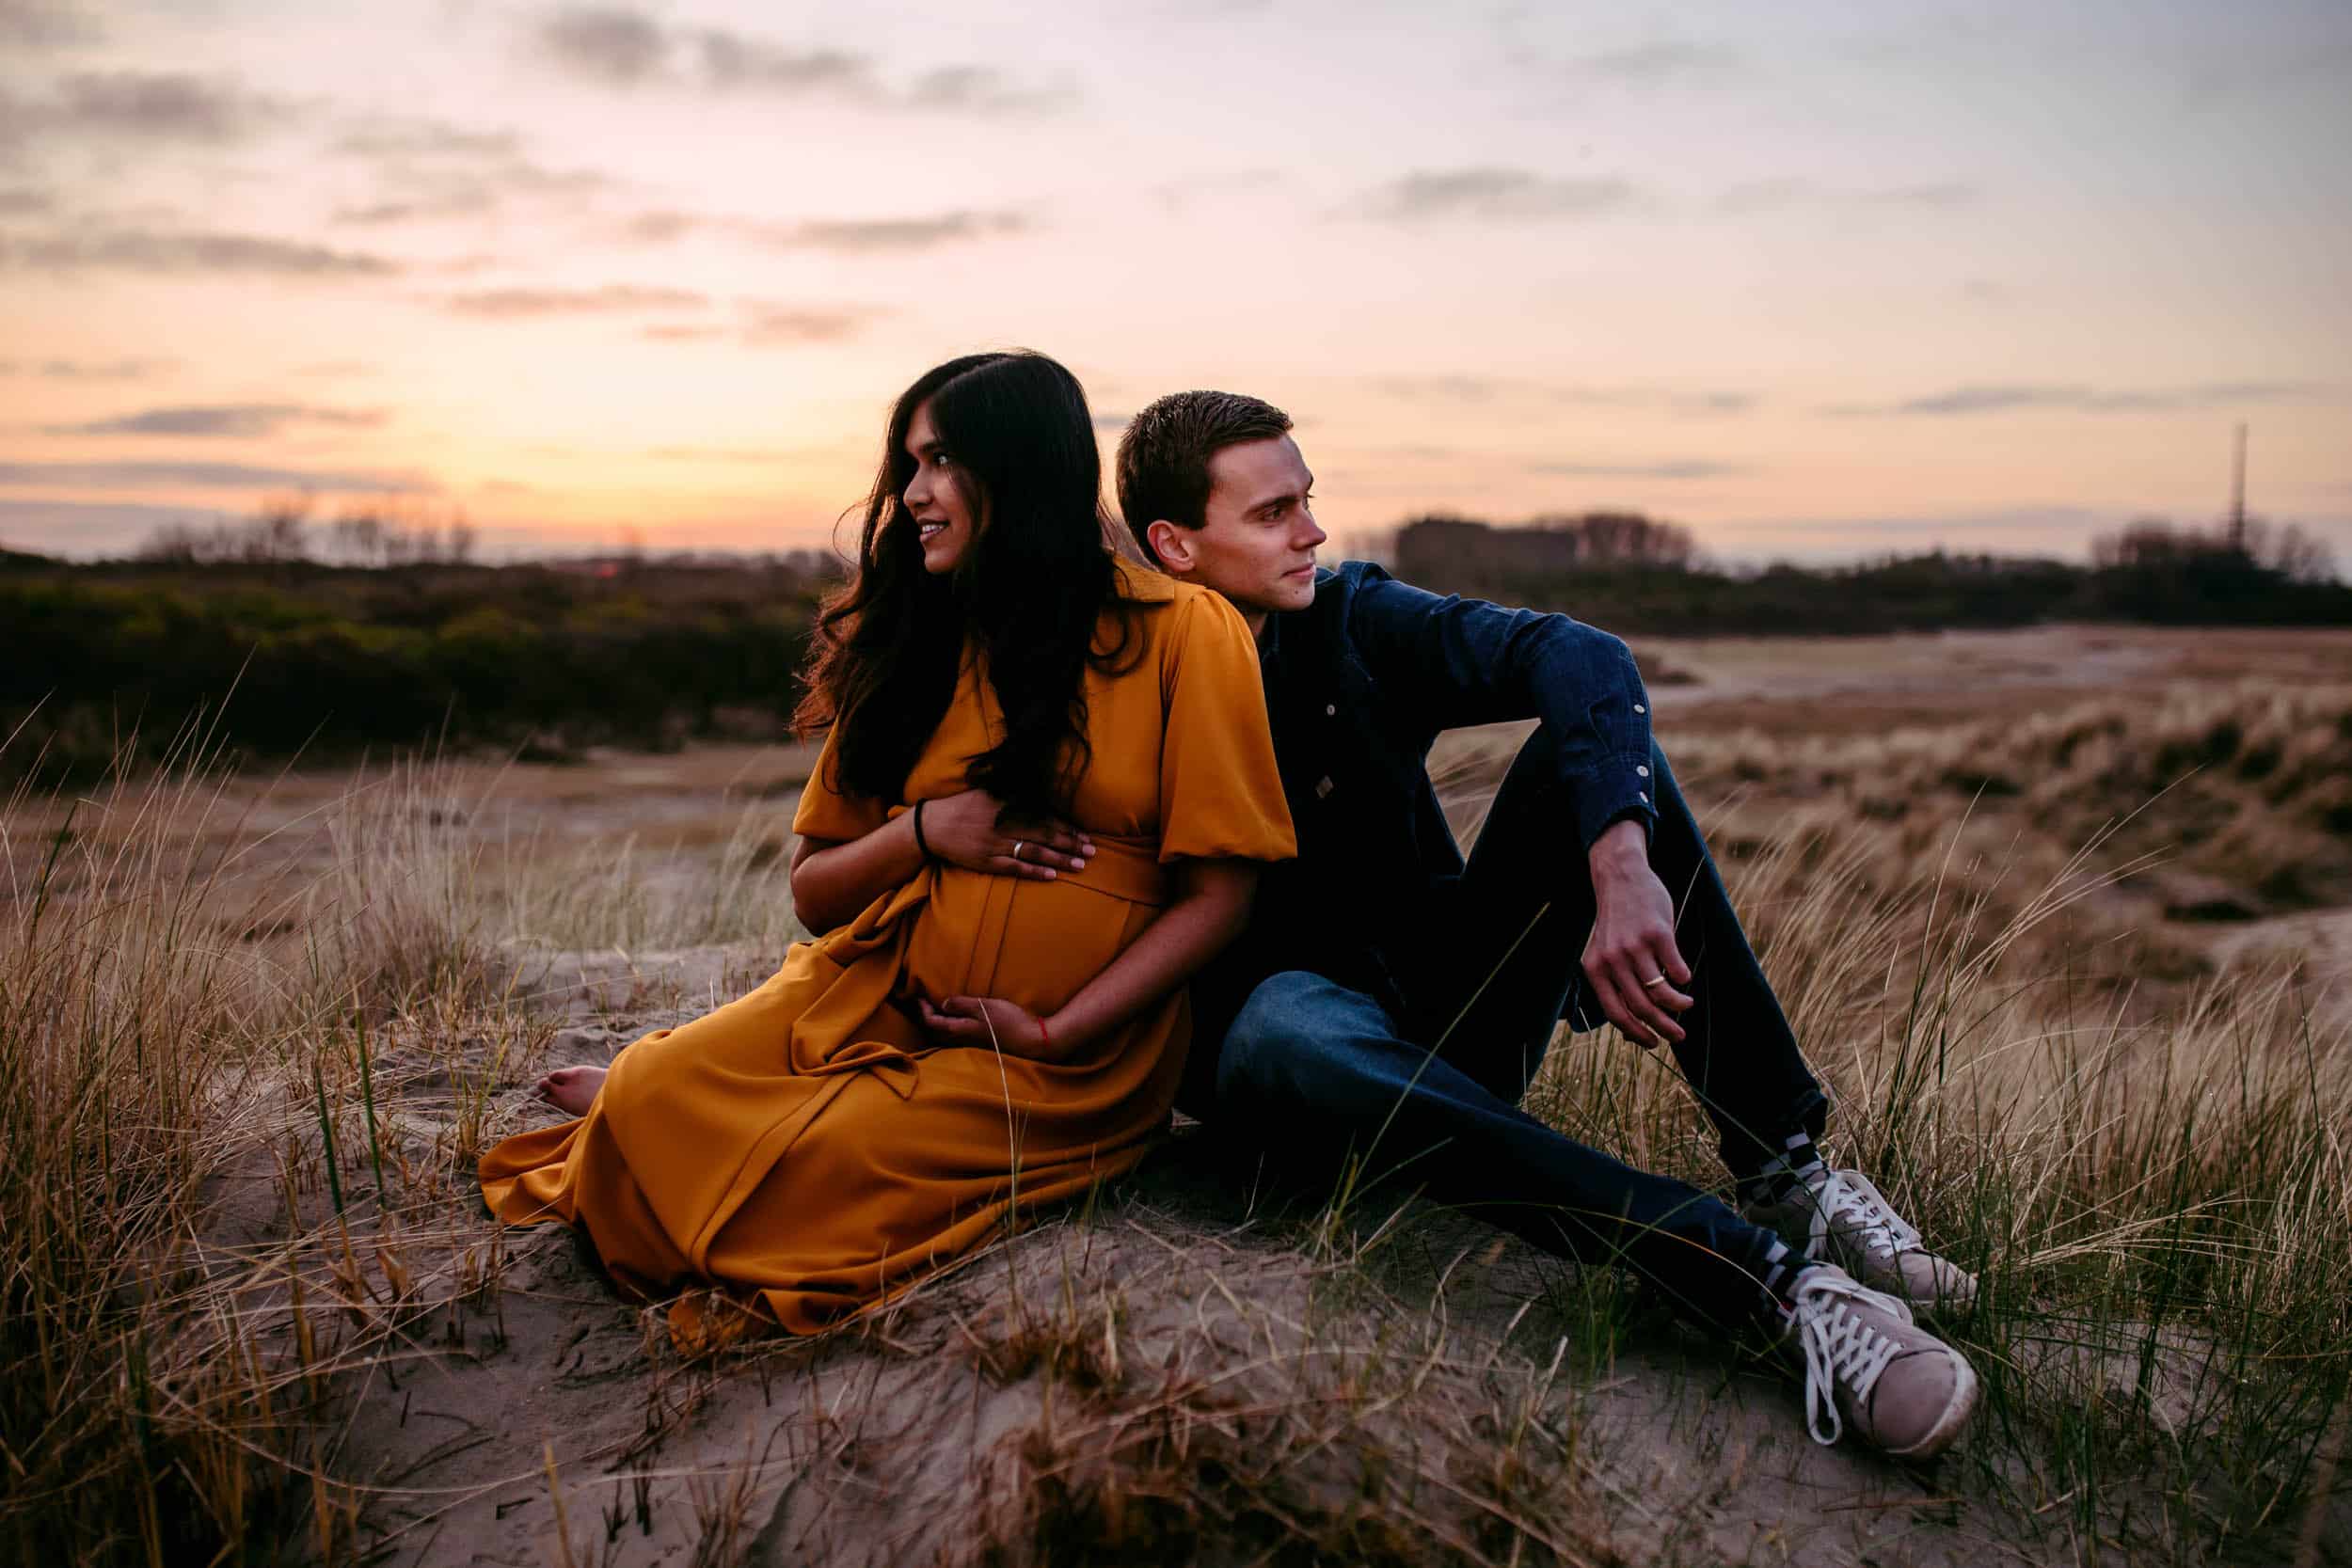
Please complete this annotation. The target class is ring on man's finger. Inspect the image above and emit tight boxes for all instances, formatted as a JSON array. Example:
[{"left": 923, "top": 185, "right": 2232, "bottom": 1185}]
[
  {"left": 1012, "top": 840, "right": 1026, "bottom": 863},
  {"left": 1640, "top": 974, "right": 1669, "bottom": 990}
]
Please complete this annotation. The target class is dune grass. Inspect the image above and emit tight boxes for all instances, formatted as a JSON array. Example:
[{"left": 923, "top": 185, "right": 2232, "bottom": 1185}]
[{"left": 2, "top": 695, "right": 2347, "bottom": 1564}]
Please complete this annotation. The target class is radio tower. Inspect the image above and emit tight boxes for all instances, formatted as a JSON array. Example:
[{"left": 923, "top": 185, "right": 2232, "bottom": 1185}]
[{"left": 2228, "top": 422, "right": 2248, "bottom": 554}]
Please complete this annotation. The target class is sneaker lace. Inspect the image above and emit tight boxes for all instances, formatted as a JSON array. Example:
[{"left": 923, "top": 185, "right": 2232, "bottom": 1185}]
[
  {"left": 1791, "top": 1272, "right": 1909, "bottom": 1446},
  {"left": 1808, "top": 1169, "right": 1922, "bottom": 1262}
]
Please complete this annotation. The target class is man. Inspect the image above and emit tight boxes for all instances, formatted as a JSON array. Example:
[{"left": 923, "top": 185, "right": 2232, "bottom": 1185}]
[{"left": 1115, "top": 389, "right": 1981, "bottom": 1460}]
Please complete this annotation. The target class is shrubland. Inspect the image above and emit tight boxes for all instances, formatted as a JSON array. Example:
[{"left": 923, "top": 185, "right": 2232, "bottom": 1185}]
[{"left": 2, "top": 664, "right": 2346, "bottom": 1564}]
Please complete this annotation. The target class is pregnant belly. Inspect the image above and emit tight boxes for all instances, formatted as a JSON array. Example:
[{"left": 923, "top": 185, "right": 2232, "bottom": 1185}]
[{"left": 902, "top": 859, "right": 1159, "bottom": 1018}]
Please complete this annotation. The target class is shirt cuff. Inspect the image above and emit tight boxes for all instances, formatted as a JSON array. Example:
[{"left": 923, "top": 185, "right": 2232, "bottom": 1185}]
[{"left": 1573, "top": 754, "right": 1661, "bottom": 851}]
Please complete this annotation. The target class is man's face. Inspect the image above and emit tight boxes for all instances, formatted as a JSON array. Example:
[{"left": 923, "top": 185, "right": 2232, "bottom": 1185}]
[{"left": 1150, "top": 435, "right": 1326, "bottom": 626}]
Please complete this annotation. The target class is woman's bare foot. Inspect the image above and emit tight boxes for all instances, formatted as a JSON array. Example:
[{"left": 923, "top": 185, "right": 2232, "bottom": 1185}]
[{"left": 535, "top": 1064, "right": 608, "bottom": 1117}]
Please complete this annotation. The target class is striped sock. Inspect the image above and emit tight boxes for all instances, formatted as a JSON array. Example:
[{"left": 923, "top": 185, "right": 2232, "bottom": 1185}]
[
  {"left": 1740, "top": 1132, "right": 1827, "bottom": 1206},
  {"left": 1757, "top": 1236, "right": 1820, "bottom": 1317}
]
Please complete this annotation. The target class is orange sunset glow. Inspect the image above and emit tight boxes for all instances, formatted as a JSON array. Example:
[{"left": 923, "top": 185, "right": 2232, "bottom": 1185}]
[{"left": 2, "top": 0, "right": 2346, "bottom": 564}]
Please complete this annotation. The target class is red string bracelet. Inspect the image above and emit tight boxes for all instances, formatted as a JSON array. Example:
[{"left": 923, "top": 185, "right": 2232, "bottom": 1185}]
[{"left": 1036, "top": 1018, "right": 1052, "bottom": 1055}]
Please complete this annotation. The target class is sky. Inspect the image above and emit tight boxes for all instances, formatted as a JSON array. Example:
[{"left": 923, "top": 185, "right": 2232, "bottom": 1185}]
[{"left": 1, "top": 0, "right": 2347, "bottom": 566}]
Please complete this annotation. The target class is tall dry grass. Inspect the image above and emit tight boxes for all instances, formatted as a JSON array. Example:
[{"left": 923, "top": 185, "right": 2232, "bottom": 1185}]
[
  {"left": 4, "top": 685, "right": 2347, "bottom": 1563},
  {"left": 0, "top": 735, "right": 548, "bottom": 1564},
  {"left": 1517, "top": 770, "right": 2352, "bottom": 1557}
]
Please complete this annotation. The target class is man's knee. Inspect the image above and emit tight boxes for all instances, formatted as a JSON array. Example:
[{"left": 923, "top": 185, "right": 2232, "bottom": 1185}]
[{"left": 1217, "top": 971, "right": 1387, "bottom": 1106}]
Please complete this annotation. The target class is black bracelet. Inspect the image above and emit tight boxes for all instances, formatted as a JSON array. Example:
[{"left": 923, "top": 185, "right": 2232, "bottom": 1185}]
[{"left": 910, "top": 800, "right": 931, "bottom": 860}]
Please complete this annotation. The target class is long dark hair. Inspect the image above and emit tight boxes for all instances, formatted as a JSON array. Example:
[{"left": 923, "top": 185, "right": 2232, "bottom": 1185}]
[{"left": 793, "top": 351, "right": 1146, "bottom": 819}]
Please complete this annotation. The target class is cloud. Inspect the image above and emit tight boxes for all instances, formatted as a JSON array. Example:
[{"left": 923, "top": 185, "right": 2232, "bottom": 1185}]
[
  {"left": 0, "top": 460, "right": 437, "bottom": 492},
  {"left": 1361, "top": 168, "right": 1640, "bottom": 222},
  {"left": 0, "top": 226, "right": 400, "bottom": 276},
  {"left": 0, "top": 1, "right": 99, "bottom": 49},
  {"left": 3, "top": 71, "right": 299, "bottom": 148},
  {"left": 645, "top": 446, "right": 783, "bottom": 463},
  {"left": 327, "top": 119, "right": 611, "bottom": 227},
  {"left": 773, "top": 210, "right": 1030, "bottom": 252},
  {"left": 532, "top": 6, "right": 1073, "bottom": 115},
  {"left": 1371, "top": 376, "right": 1756, "bottom": 417},
  {"left": 691, "top": 29, "right": 866, "bottom": 92},
  {"left": 1669, "top": 392, "right": 1758, "bottom": 417},
  {"left": 1552, "top": 387, "right": 1757, "bottom": 417},
  {"left": 638, "top": 299, "right": 884, "bottom": 347},
  {"left": 0, "top": 185, "right": 56, "bottom": 215},
  {"left": 1091, "top": 412, "right": 1131, "bottom": 432},
  {"left": 330, "top": 117, "right": 523, "bottom": 159},
  {"left": 739, "top": 304, "right": 876, "bottom": 344},
  {"left": 0, "top": 356, "right": 169, "bottom": 380},
  {"left": 1564, "top": 42, "right": 1742, "bottom": 82},
  {"left": 336, "top": 195, "right": 493, "bottom": 226},
  {"left": 537, "top": 5, "right": 669, "bottom": 86},
  {"left": 441, "top": 283, "right": 708, "bottom": 317},
  {"left": 1824, "top": 381, "right": 2331, "bottom": 417},
  {"left": 906, "top": 65, "right": 1071, "bottom": 117},
  {"left": 1721, "top": 179, "right": 1980, "bottom": 213},
  {"left": 1528, "top": 459, "right": 1750, "bottom": 480},
  {"left": 619, "top": 206, "right": 1031, "bottom": 253},
  {"left": 333, "top": 157, "right": 608, "bottom": 226},
  {"left": 46, "top": 403, "right": 387, "bottom": 437},
  {"left": 61, "top": 71, "right": 288, "bottom": 142}
]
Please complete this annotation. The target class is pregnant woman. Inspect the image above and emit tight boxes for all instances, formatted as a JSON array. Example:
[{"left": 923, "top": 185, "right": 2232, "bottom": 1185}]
[{"left": 480, "top": 350, "right": 1295, "bottom": 1338}]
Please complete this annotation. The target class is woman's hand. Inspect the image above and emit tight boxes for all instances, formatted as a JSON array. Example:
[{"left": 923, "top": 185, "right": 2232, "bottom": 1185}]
[
  {"left": 918, "top": 788, "right": 1092, "bottom": 881},
  {"left": 914, "top": 994, "right": 1067, "bottom": 1058}
]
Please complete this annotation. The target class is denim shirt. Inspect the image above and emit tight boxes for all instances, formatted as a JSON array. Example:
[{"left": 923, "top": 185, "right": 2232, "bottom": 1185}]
[{"left": 1188, "top": 561, "right": 1656, "bottom": 1079}]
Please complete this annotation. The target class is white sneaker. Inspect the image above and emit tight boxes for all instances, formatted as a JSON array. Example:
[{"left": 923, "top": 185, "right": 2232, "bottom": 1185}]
[
  {"left": 1784, "top": 1265, "right": 1979, "bottom": 1458},
  {"left": 1746, "top": 1166, "right": 1978, "bottom": 1312}
]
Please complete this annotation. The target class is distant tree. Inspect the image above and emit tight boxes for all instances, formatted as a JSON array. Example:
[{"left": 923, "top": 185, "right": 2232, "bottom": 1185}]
[
  {"left": 2245, "top": 518, "right": 2335, "bottom": 584},
  {"left": 135, "top": 522, "right": 207, "bottom": 563},
  {"left": 1523, "top": 511, "right": 1700, "bottom": 569},
  {"left": 251, "top": 496, "right": 311, "bottom": 562},
  {"left": 331, "top": 508, "right": 386, "bottom": 566},
  {"left": 2091, "top": 515, "right": 2334, "bottom": 584}
]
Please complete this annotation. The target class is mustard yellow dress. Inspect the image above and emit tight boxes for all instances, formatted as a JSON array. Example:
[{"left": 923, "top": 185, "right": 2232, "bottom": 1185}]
[{"left": 479, "top": 562, "right": 1295, "bottom": 1334}]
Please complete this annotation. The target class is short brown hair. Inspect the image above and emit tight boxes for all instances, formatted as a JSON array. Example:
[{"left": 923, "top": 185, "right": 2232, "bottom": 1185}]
[{"left": 1114, "top": 390, "right": 1293, "bottom": 562}]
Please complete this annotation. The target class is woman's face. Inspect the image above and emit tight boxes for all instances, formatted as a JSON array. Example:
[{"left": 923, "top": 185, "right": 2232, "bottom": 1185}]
[{"left": 901, "top": 399, "right": 981, "bottom": 574}]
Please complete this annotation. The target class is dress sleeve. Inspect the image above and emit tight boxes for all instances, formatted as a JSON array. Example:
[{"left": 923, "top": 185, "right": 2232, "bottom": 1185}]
[
  {"left": 792, "top": 724, "right": 890, "bottom": 843},
  {"left": 1156, "top": 588, "right": 1298, "bottom": 864}
]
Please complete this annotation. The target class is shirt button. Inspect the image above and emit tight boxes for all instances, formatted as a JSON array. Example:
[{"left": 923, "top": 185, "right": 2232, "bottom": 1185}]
[
  {"left": 1633, "top": 704, "right": 1646, "bottom": 714},
  {"left": 1636, "top": 765, "right": 1650, "bottom": 778},
  {"left": 1326, "top": 704, "right": 1336, "bottom": 716}
]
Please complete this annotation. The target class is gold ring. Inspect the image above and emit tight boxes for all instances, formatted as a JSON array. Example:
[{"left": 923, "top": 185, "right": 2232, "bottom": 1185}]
[
  {"left": 1012, "top": 840, "right": 1026, "bottom": 863},
  {"left": 1641, "top": 974, "right": 1669, "bottom": 989}
]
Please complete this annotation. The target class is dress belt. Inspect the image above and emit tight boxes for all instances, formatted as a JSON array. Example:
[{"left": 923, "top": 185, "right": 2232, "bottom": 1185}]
[{"left": 1057, "top": 832, "right": 1167, "bottom": 908}]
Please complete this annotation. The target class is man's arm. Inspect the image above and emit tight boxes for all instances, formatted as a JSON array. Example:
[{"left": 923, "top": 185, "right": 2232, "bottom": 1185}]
[
  {"left": 1344, "top": 565, "right": 1659, "bottom": 850},
  {"left": 1347, "top": 566, "right": 1695, "bottom": 1046}
]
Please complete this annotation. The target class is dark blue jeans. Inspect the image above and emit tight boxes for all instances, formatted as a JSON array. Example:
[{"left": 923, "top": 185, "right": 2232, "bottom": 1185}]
[{"left": 1216, "top": 737, "right": 1829, "bottom": 1331}]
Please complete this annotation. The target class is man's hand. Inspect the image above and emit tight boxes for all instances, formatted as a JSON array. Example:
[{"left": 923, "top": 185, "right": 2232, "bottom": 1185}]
[
  {"left": 915, "top": 993, "right": 1066, "bottom": 1058},
  {"left": 918, "top": 789, "right": 1093, "bottom": 880},
  {"left": 1581, "top": 819, "right": 1693, "bottom": 1048}
]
